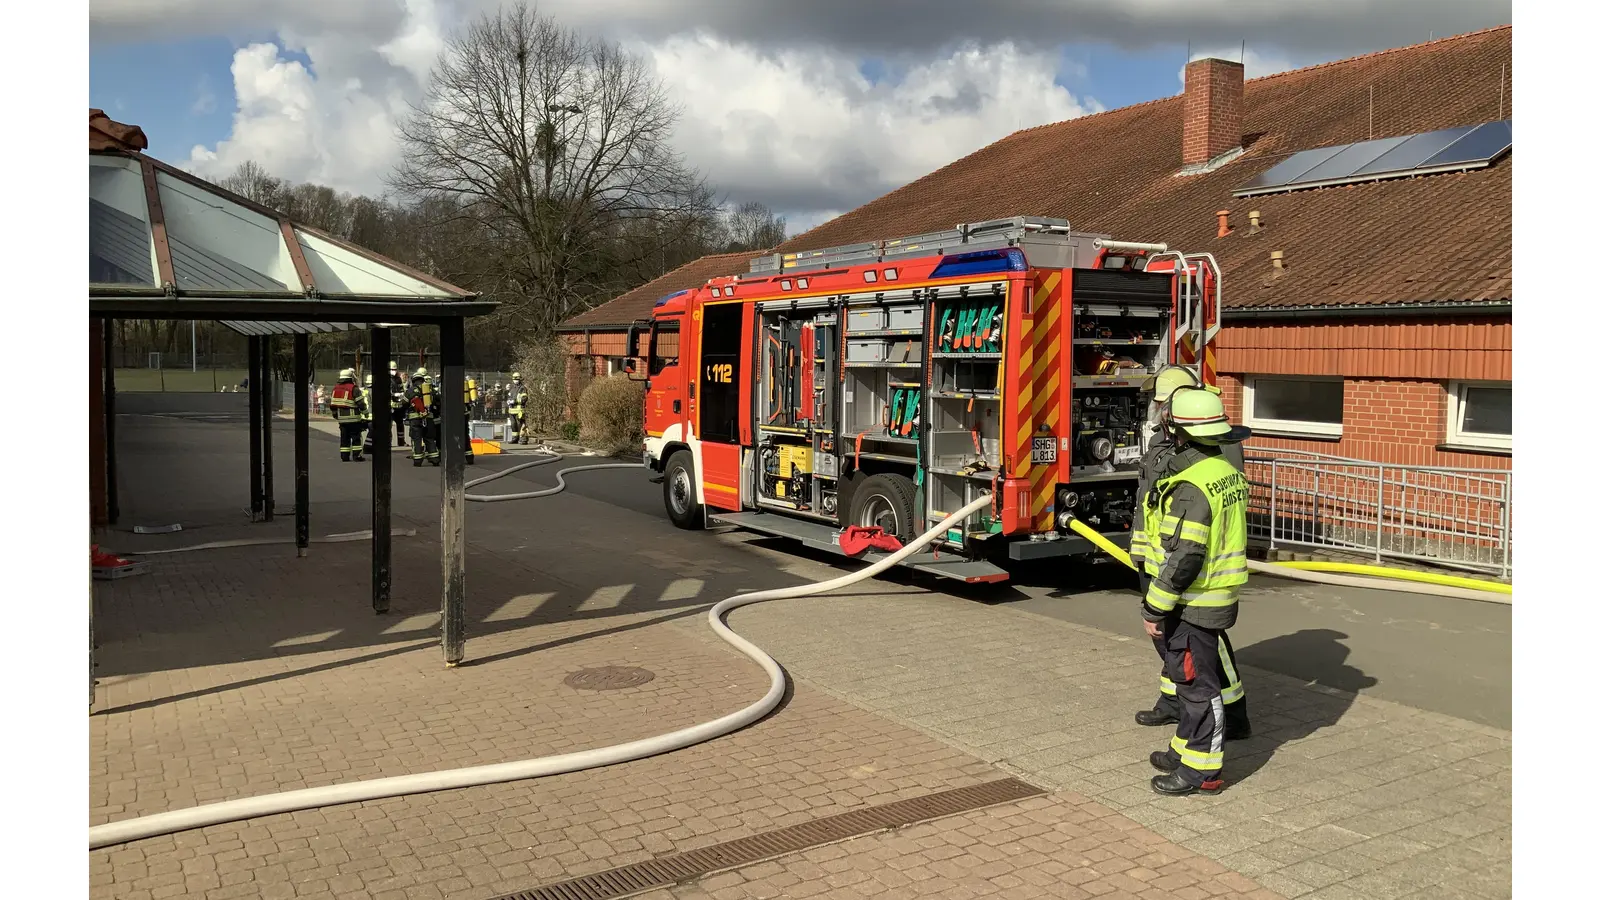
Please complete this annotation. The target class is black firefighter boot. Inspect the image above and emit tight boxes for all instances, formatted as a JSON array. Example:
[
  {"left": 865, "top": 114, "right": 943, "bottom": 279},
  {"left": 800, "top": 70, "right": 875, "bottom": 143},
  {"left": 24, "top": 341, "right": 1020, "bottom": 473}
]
[
  {"left": 1135, "top": 695, "right": 1181, "bottom": 727},
  {"left": 1151, "top": 772, "right": 1224, "bottom": 796}
]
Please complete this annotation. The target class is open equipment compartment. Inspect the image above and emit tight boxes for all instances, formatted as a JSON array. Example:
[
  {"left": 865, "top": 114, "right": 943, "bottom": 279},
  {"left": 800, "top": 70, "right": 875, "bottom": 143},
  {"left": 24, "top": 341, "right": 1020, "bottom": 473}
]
[
  {"left": 924, "top": 279, "right": 1008, "bottom": 548},
  {"left": 754, "top": 299, "right": 840, "bottom": 519}
]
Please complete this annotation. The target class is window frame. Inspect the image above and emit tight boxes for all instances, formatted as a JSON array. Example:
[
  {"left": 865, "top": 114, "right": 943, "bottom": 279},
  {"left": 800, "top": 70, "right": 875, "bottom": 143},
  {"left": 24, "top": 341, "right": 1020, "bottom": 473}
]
[
  {"left": 1446, "top": 380, "right": 1512, "bottom": 451},
  {"left": 1242, "top": 375, "right": 1345, "bottom": 438}
]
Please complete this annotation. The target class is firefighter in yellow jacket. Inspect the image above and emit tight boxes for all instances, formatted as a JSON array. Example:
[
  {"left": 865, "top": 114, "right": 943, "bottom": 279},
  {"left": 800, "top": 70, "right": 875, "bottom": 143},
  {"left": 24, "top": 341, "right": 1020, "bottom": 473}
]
[
  {"left": 329, "top": 368, "right": 367, "bottom": 462},
  {"left": 360, "top": 373, "right": 376, "bottom": 457},
  {"left": 1140, "top": 386, "right": 1251, "bottom": 795},
  {"left": 1132, "top": 368, "right": 1250, "bottom": 741},
  {"left": 464, "top": 376, "right": 478, "bottom": 465}
]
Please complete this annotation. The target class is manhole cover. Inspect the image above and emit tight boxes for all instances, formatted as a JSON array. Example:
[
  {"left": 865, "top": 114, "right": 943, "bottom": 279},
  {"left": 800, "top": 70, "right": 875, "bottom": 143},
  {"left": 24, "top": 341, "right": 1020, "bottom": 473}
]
[{"left": 564, "top": 666, "right": 655, "bottom": 691}]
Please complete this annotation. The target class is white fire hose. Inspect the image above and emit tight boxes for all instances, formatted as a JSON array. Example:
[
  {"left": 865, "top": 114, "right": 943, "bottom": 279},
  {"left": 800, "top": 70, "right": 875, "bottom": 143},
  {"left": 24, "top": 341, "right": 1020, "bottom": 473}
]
[{"left": 88, "top": 452, "right": 993, "bottom": 850}]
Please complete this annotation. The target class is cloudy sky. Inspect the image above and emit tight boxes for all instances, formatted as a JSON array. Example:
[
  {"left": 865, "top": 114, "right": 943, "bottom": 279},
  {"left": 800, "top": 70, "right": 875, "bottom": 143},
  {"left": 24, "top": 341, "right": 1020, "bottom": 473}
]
[{"left": 90, "top": 0, "right": 1510, "bottom": 236}]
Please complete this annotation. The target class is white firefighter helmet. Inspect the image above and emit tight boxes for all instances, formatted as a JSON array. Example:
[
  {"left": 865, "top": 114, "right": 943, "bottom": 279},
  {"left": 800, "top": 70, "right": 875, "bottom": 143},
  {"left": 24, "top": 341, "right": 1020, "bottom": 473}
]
[
  {"left": 512, "top": 372, "right": 522, "bottom": 382},
  {"left": 339, "top": 368, "right": 355, "bottom": 380},
  {"left": 413, "top": 367, "right": 428, "bottom": 379},
  {"left": 364, "top": 373, "right": 373, "bottom": 386}
]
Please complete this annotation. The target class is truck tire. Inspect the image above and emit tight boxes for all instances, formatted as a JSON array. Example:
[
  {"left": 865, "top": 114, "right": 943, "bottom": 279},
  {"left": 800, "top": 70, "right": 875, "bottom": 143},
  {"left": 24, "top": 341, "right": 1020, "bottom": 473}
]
[
  {"left": 663, "top": 451, "right": 704, "bottom": 530},
  {"left": 848, "top": 473, "right": 916, "bottom": 542}
]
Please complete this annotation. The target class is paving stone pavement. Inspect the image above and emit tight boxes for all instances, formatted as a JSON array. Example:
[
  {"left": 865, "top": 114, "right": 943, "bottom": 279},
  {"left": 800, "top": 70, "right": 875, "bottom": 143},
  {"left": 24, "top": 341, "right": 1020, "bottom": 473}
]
[
  {"left": 684, "top": 590, "right": 1511, "bottom": 900},
  {"left": 91, "top": 411, "right": 1293, "bottom": 899},
  {"left": 90, "top": 409, "right": 1506, "bottom": 899}
]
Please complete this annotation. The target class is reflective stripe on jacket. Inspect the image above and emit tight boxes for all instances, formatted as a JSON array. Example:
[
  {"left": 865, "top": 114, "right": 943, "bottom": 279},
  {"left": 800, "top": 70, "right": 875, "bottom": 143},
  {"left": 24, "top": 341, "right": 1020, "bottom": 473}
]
[{"left": 1140, "top": 449, "right": 1248, "bottom": 630}]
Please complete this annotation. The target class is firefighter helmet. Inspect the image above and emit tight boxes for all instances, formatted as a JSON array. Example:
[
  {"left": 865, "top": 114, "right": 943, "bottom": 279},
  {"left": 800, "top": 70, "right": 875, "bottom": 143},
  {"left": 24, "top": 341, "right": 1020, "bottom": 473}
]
[
  {"left": 1147, "top": 366, "right": 1199, "bottom": 402},
  {"left": 512, "top": 372, "right": 522, "bottom": 382},
  {"left": 364, "top": 373, "right": 373, "bottom": 386},
  {"left": 413, "top": 367, "right": 428, "bottom": 379},
  {"left": 339, "top": 368, "right": 355, "bottom": 380},
  {"left": 1168, "top": 387, "right": 1235, "bottom": 439},
  {"left": 389, "top": 360, "right": 398, "bottom": 372}
]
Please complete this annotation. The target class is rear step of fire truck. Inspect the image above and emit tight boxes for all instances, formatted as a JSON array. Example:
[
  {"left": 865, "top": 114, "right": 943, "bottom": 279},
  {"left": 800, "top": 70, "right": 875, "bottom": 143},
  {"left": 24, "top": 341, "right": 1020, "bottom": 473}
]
[{"left": 707, "top": 512, "right": 1010, "bottom": 584}]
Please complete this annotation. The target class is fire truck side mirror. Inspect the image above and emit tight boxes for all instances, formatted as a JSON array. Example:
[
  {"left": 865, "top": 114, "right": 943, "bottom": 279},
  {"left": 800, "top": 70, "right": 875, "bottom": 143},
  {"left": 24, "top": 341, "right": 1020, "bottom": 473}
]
[{"left": 625, "top": 357, "right": 648, "bottom": 382}]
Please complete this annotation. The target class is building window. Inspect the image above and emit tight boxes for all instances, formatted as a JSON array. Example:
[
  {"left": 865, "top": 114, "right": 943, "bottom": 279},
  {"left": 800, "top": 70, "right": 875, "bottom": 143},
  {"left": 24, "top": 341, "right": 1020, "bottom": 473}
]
[
  {"left": 605, "top": 357, "right": 626, "bottom": 376},
  {"left": 1243, "top": 376, "right": 1344, "bottom": 437},
  {"left": 1447, "top": 381, "right": 1511, "bottom": 451}
]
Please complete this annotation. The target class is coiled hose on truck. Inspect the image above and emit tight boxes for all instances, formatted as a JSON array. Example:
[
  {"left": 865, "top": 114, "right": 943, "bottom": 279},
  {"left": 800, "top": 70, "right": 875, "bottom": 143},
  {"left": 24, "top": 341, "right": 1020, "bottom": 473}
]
[
  {"left": 88, "top": 450, "right": 996, "bottom": 850},
  {"left": 1062, "top": 515, "right": 1510, "bottom": 605}
]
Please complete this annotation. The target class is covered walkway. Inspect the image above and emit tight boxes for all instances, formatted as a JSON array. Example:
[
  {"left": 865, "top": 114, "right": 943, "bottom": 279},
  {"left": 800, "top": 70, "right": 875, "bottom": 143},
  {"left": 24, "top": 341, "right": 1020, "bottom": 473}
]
[{"left": 90, "top": 108, "right": 494, "bottom": 671}]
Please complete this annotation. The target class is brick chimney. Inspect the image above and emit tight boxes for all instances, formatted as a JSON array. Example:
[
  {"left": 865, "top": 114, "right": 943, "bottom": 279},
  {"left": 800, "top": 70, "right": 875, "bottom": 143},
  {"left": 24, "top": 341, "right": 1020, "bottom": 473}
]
[{"left": 1182, "top": 58, "right": 1244, "bottom": 167}]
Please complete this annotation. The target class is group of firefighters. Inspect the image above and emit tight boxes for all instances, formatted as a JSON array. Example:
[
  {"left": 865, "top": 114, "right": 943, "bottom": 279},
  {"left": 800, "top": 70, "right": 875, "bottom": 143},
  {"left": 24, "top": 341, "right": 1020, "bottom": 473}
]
[
  {"left": 1129, "top": 366, "right": 1252, "bottom": 796},
  {"left": 327, "top": 362, "right": 530, "bottom": 467}
]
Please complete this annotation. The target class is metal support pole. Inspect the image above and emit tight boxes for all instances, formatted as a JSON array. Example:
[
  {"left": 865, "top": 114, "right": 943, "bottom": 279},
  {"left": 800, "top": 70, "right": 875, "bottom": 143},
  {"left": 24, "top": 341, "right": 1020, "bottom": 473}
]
[
  {"left": 261, "top": 336, "right": 275, "bottom": 522},
  {"left": 247, "top": 335, "right": 263, "bottom": 520},
  {"left": 371, "top": 327, "right": 393, "bottom": 614},
  {"left": 294, "top": 333, "right": 310, "bottom": 557},
  {"left": 103, "top": 319, "right": 119, "bottom": 526},
  {"left": 1375, "top": 464, "right": 1386, "bottom": 563},
  {"left": 1267, "top": 460, "right": 1278, "bottom": 551},
  {"left": 440, "top": 318, "right": 467, "bottom": 665}
]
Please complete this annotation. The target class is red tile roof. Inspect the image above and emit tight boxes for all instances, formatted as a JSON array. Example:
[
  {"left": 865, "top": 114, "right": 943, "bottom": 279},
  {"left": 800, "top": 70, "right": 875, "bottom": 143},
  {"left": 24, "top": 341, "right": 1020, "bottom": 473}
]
[
  {"left": 562, "top": 27, "right": 1510, "bottom": 329},
  {"left": 562, "top": 251, "right": 761, "bottom": 329},
  {"left": 779, "top": 26, "right": 1511, "bottom": 311}
]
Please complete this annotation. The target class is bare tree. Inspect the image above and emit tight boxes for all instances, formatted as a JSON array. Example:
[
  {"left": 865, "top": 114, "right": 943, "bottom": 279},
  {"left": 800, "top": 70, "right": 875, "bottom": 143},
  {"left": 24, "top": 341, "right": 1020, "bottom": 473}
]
[
  {"left": 390, "top": 2, "right": 714, "bottom": 338},
  {"left": 722, "top": 201, "right": 786, "bottom": 253},
  {"left": 218, "top": 160, "right": 287, "bottom": 208}
]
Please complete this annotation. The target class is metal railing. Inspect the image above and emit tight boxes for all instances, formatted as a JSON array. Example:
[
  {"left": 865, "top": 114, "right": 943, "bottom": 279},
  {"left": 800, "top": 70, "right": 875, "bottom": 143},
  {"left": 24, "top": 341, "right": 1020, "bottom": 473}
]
[{"left": 1242, "top": 448, "right": 1512, "bottom": 577}]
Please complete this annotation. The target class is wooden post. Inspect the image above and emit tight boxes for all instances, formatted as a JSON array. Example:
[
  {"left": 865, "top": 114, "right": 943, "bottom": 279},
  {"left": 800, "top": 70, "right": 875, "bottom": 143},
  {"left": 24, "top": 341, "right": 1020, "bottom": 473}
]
[
  {"left": 440, "top": 318, "right": 467, "bottom": 665},
  {"left": 371, "top": 327, "right": 393, "bottom": 614},
  {"left": 294, "top": 333, "right": 310, "bottom": 556},
  {"left": 261, "top": 336, "right": 275, "bottom": 521},
  {"left": 248, "top": 335, "right": 263, "bottom": 520},
  {"left": 103, "top": 318, "right": 119, "bottom": 526}
]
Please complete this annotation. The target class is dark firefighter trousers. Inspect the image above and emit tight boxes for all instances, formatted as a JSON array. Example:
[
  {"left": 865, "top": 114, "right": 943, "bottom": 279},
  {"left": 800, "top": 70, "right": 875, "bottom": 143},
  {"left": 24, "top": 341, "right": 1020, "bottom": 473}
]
[
  {"left": 393, "top": 404, "right": 409, "bottom": 446},
  {"left": 1158, "top": 619, "right": 1228, "bottom": 787},
  {"left": 409, "top": 416, "right": 439, "bottom": 465},
  {"left": 336, "top": 418, "right": 365, "bottom": 461},
  {"left": 1143, "top": 573, "right": 1249, "bottom": 732}
]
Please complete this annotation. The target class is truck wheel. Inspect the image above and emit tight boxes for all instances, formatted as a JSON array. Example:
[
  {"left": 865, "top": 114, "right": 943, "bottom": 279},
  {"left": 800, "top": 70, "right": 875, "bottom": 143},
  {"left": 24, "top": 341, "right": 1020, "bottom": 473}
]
[
  {"left": 849, "top": 473, "right": 916, "bottom": 542},
  {"left": 663, "top": 451, "right": 704, "bottom": 530}
]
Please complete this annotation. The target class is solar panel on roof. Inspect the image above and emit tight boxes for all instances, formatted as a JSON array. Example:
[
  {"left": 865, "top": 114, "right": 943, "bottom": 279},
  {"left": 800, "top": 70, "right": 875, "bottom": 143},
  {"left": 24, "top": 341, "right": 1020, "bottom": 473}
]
[{"left": 1233, "top": 119, "right": 1511, "bottom": 197}]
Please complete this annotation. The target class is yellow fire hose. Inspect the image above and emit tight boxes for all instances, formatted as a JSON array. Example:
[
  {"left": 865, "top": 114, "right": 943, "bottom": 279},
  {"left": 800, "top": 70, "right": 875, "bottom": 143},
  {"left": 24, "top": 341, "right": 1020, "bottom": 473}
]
[{"left": 1063, "top": 514, "right": 1509, "bottom": 605}]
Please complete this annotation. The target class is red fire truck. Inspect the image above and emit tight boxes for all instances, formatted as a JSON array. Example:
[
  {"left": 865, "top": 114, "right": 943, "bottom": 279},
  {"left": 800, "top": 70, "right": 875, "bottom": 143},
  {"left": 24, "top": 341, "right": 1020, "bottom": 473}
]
[{"left": 626, "top": 217, "right": 1220, "bottom": 584}]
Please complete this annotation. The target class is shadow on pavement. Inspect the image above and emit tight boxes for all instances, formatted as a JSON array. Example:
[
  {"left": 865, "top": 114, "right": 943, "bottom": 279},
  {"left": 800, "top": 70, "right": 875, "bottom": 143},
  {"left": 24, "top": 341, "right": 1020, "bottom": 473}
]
[{"left": 1225, "top": 628, "right": 1378, "bottom": 784}]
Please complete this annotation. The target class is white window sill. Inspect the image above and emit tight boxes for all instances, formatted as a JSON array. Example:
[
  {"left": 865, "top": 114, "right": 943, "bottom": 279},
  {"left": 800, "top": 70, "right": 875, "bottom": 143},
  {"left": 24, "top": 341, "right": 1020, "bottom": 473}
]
[
  {"left": 1245, "top": 425, "right": 1344, "bottom": 441},
  {"left": 1438, "top": 441, "right": 1511, "bottom": 457}
]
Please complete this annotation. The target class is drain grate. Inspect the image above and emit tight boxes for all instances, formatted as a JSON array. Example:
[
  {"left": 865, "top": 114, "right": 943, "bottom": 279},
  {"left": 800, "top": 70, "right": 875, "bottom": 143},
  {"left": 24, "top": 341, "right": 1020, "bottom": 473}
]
[
  {"left": 564, "top": 666, "right": 656, "bottom": 691},
  {"left": 488, "top": 776, "right": 1043, "bottom": 900}
]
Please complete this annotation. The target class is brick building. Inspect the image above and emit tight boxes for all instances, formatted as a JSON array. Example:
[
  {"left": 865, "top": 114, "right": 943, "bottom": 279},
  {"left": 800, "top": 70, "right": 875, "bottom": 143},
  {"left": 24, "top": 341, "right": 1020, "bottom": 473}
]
[{"left": 561, "top": 27, "right": 1511, "bottom": 469}]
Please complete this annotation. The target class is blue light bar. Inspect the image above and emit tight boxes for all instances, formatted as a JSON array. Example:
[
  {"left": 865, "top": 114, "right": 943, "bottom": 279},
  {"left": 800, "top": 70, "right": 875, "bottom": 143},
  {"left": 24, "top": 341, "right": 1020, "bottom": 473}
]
[
  {"left": 929, "top": 248, "right": 1027, "bottom": 279},
  {"left": 653, "top": 289, "right": 690, "bottom": 307}
]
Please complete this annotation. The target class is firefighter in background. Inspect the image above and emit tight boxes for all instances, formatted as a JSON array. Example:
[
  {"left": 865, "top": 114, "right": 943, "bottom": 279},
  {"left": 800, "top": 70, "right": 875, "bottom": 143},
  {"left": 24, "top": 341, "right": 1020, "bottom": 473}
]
[
  {"left": 406, "top": 368, "right": 440, "bottom": 467},
  {"left": 389, "top": 361, "right": 408, "bottom": 448},
  {"left": 463, "top": 375, "right": 478, "bottom": 465},
  {"left": 1140, "top": 387, "right": 1251, "bottom": 795},
  {"left": 329, "top": 368, "right": 367, "bottom": 462},
  {"left": 505, "top": 373, "right": 528, "bottom": 444},
  {"left": 360, "top": 373, "right": 376, "bottom": 457},
  {"left": 1132, "top": 368, "right": 1251, "bottom": 740}
]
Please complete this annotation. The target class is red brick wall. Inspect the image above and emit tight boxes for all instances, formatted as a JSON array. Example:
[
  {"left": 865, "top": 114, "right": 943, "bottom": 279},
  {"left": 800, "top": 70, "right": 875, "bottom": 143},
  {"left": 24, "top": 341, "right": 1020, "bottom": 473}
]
[
  {"left": 1183, "top": 58, "right": 1244, "bottom": 165},
  {"left": 1216, "top": 373, "right": 1509, "bottom": 470}
]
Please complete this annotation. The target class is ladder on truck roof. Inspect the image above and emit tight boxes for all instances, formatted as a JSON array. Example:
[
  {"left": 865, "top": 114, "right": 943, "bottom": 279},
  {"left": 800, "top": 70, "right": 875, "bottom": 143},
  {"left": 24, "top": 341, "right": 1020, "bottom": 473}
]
[{"left": 750, "top": 216, "right": 1103, "bottom": 275}]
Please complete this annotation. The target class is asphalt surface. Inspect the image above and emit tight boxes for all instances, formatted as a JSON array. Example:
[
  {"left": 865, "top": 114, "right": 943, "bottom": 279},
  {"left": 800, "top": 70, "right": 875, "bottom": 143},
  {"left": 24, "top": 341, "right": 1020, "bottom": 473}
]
[
  {"left": 113, "top": 392, "right": 1512, "bottom": 729},
  {"left": 476, "top": 451, "right": 1513, "bottom": 730}
]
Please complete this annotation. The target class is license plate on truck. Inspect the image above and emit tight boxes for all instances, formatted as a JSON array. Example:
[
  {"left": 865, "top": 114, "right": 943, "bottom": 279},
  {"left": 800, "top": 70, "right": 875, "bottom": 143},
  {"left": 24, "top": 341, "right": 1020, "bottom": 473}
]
[
  {"left": 1031, "top": 437, "right": 1057, "bottom": 464},
  {"left": 1113, "top": 445, "right": 1140, "bottom": 465}
]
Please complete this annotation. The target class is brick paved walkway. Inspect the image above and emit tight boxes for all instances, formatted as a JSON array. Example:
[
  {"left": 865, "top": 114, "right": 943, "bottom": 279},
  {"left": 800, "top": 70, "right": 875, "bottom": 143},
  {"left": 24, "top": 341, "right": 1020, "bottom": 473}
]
[{"left": 89, "top": 407, "right": 1504, "bottom": 899}]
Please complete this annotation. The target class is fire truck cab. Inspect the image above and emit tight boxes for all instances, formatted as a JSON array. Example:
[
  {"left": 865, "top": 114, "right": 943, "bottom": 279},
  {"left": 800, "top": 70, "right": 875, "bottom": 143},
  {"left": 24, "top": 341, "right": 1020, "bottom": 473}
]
[{"left": 627, "top": 216, "right": 1220, "bottom": 584}]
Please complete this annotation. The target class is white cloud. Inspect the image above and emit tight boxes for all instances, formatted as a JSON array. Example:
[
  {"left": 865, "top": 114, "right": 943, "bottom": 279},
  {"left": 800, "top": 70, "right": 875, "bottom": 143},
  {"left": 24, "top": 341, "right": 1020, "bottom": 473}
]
[
  {"left": 640, "top": 35, "right": 1100, "bottom": 215},
  {"left": 185, "top": 1, "right": 446, "bottom": 196}
]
